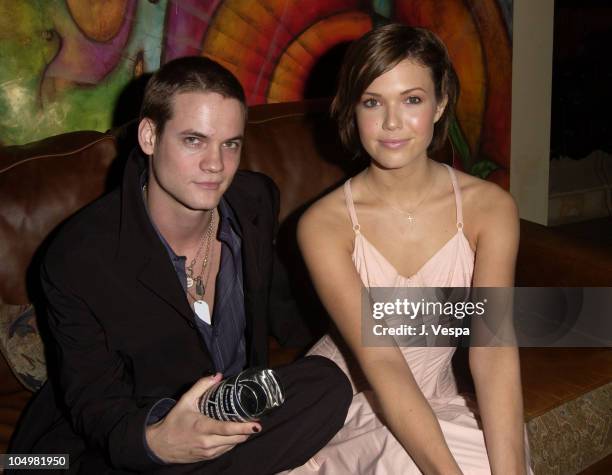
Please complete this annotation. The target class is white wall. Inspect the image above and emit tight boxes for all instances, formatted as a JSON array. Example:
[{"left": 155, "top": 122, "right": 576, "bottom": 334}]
[{"left": 510, "top": 0, "right": 555, "bottom": 225}]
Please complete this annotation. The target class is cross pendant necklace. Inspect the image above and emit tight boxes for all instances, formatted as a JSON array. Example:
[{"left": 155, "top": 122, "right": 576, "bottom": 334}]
[{"left": 364, "top": 170, "right": 435, "bottom": 225}]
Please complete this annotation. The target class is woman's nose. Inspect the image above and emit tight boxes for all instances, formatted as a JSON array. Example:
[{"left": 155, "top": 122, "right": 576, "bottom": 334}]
[{"left": 382, "top": 105, "right": 402, "bottom": 131}]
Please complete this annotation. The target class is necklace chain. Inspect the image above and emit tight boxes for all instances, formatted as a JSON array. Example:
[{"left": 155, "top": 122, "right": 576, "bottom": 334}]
[
  {"left": 185, "top": 209, "right": 216, "bottom": 298},
  {"left": 364, "top": 169, "right": 435, "bottom": 224},
  {"left": 142, "top": 182, "right": 216, "bottom": 299},
  {"left": 186, "top": 240, "right": 215, "bottom": 303}
]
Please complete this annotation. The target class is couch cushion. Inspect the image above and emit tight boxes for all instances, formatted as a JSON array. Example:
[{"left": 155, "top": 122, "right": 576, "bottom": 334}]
[
  {"left": 0, "top": 131, "right": 117, "bottom": 305},
  {"left": 243, "top": 99, "right": 356, "bottom": 222},
  {"left": 0, "top": 131, "right": 117, "bottom": 389},
  {"left": 0, "top": 304, "right": 45, "bottom": 391}
]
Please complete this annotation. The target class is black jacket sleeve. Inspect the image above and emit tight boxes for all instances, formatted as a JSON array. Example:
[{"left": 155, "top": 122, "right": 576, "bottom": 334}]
[
  {"left": 259, "top": 174, "right": 314, "bottom": 348},
  {"left": 41, "top": 259, "right": 164, "bottom": 472}
]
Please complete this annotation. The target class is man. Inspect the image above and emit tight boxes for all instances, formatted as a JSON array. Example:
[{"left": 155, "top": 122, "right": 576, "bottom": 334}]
[{"left": 10, "top": 57, "right": 351, "bottom": 474}]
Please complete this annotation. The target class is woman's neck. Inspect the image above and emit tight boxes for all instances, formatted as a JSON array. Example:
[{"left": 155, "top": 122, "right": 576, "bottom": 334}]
[{"left": 365, "top": 158, "right": 438, "bottom": 205}]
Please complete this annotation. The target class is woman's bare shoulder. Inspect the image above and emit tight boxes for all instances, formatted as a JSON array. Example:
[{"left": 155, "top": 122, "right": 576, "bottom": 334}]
[
  {"left": 453, "top": 168, "right": 518, "bottom": 220},
  {"left": 300, "top": 185, "right": 349, "bottom": 227},
  {"left": 298, "top": 184, "right": 354, "bottom": 247}
]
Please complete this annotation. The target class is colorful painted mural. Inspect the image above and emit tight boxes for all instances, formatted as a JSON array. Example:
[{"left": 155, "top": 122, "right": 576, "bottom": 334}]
[{"left": 0, "top": 0, "right": 513, "bottom": 186}]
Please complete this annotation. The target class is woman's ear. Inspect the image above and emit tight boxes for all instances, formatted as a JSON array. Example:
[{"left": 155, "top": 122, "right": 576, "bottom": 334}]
[
  {"left": 138, "top": 118, "right": 157, "bottom": 155},
  {"left": 434, "top": 96, "right": 448, "bottom": 123}
]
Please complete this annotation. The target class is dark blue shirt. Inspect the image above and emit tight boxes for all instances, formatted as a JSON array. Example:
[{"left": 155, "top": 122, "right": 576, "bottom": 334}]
[
  {"left": 140, "top": 171, "right": 247, "bottom": 376},
  {"left": 140, "top": 176, "right": 247, "bottom": 463},
  {"left": 155, "top": 198, "right": 247, "bottom": 378}
]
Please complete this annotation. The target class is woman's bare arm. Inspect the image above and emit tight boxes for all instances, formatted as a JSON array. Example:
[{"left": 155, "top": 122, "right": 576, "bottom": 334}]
[
  {"left": 298, "top": 196, "right": 462, "bottom": 475},
  {"left": 469, "top": 183, "right": 527, "bottom": 475}
]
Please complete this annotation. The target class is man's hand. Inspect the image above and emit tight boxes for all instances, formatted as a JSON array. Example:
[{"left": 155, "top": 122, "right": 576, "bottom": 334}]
[{"left": 145, "top": 373, "right": 261, "bottom": 464}]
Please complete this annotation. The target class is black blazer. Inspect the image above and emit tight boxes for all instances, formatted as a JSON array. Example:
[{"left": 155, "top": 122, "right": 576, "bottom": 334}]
[{"left": 14, "top": 151, "right": 281, "bottom": 472}]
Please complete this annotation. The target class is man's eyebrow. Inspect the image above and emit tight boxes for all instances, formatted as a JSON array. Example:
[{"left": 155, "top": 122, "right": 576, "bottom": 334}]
[
  {"left": 362, "top": 87, "right": 427, "bottom": 97},
  {"left": 179, "top": 130, "right": 244, "bottom": 142},
  {"left": 179, "top": 130, "right": 208, "bottom": 139}
]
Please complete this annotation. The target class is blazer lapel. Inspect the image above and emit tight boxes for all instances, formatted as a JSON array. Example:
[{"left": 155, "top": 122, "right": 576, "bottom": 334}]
[
  {"left": 137, "top": 254, "right": 194, "bottom": 323},
  {"left": 116, "top": 150, "right": 195, "bottom": 324},
  {"left": 224, "top": 175, "right": 265, "bottom": 362},
  {"left": 224, "top": 176, "right": 262, "bottom": 294}
]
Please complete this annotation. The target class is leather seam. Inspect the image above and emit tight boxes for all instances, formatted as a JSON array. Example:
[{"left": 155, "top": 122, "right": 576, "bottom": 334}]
[
  {"left": 0, "top": 135, "right": 116, "bottom": 175},
  {"left": 248, "top": 112, "right": 308, "bottom": 124}
]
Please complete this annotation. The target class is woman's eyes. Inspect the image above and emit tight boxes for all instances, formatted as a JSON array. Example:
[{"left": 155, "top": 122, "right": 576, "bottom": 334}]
[
  {"left": 361, "top": 96, "right": 423, "bottom": 108},
  {"left": 362, "top": 98, "right": 380, "bottom": 108},
  {"left": 404, "top": 96, "right": 422, "bottom": 105}
]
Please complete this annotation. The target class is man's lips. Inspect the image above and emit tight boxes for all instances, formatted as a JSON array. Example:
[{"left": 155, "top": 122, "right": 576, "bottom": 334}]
[
  {"left": 194, "top": 181, "right": 222, "bottom": 190},
  {"left": 379, "top": 139, "right": 410, "bottom": 149}
]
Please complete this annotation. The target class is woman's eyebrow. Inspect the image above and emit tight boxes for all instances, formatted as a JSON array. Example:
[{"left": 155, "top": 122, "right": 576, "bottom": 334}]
[
  {"left": 400, "top": 87, "right": 427, "bottom": 94},
  {"left": 362, "top": 87, "right": 427, "bottom": 97}
]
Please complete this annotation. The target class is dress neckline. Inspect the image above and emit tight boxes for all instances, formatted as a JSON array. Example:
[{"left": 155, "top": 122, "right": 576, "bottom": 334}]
[
  {"left": 355, "top": 231, "right": 469, "bottom": 281},
  {"left": 343, "top": 164, "right": 473, "bottom": 280}
]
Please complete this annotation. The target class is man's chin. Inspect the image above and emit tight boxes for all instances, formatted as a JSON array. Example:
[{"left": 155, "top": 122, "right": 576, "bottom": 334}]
[{"left": 185, "top": 201, "right": 220, "bottom": 212}]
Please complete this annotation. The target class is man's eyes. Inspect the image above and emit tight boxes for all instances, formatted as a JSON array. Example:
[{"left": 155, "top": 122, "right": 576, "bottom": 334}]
[
  {"left": 222, "top": 141, "right": 241, "bottom": 150},
  {"left": 184, "top": 136, "right": 202, "bottom": 146},
  {"left": 182, "top": 137, "right": 241, "bottom": 149}
]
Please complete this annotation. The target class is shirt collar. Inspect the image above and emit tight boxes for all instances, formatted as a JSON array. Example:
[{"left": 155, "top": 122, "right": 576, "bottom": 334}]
[{"left": 140, "top": 171, "right": 241, "bottom": 261}]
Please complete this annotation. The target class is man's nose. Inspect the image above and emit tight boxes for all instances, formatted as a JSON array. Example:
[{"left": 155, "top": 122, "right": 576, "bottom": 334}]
[{"left": 199, "top": 146, "right": 224, "bottom": 172}]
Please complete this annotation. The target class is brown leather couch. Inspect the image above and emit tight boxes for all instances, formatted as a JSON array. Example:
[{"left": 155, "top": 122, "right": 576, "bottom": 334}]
[{"left": 1, "top": 100, "right": 611, "bottom": 474}]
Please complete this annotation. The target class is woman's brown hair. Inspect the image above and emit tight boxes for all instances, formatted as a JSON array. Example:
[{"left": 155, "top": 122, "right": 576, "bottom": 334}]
[{"left": 331, "top": 24, "right": 459, "bottom": 156}]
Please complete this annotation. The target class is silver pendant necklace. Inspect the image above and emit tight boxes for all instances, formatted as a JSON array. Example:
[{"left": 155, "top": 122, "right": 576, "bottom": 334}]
[
  {"left": 142, "top": 183, "right": 216, "bottom": 324},
  {"left": 186, "top": 210, "right": 215, "bottom": 295},
  {"left": 187, "top": 211, "right": 216, "bottom": 324},
  {"left": 364, "top": 169, "right": 435, "bottom": 225}
]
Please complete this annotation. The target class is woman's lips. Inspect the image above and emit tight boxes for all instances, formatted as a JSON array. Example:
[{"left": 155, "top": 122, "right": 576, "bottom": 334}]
[{"left": 379, "top": 139, "right": 409, "bottom": 149}]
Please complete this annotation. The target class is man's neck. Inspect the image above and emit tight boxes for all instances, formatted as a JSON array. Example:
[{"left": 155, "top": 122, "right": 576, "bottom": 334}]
[{"left": 144, "top": 185, "right": 215, "bottom": 256}]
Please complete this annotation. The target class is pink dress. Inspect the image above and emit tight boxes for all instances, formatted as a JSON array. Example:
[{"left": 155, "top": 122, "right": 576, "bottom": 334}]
[{"left": 285, "top": 165, "right": 532, "bottom": 474}]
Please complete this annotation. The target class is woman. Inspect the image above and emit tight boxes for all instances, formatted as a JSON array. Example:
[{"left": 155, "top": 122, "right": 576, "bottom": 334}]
[{"left": 291, "top": 25, "right": 531, "bottom": 474}]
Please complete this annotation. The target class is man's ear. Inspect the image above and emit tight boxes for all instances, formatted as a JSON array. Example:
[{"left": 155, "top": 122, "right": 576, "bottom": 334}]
[
  {"left": 138, "top": 118, "right": 157, "bottom": 155},
  {"left": 434, "top": 96, "right": 448, "bottom": 123}
]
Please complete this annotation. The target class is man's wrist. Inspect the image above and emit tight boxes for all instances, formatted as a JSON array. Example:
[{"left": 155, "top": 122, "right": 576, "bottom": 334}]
[
  {"left": 145, "top": 420, "right": 169, "bottom": 464},
  {"left": 143, "top": 398, "right": 176, "bottom": 465}
]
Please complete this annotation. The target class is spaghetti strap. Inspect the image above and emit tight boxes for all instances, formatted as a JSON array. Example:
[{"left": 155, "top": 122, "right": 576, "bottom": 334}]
[
  {"left": 343, "top": 179, "right": 361, "bottom": 234},
  {"left": 443, "top": 164, "right": 464, "bottom": 230}
]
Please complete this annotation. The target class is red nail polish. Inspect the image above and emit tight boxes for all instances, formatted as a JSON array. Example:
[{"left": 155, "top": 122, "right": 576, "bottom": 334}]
[{"left": 252, "top": 426, "right": 260, "bottom": 433}]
